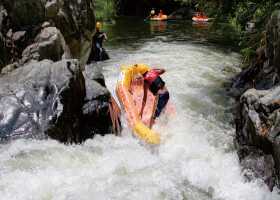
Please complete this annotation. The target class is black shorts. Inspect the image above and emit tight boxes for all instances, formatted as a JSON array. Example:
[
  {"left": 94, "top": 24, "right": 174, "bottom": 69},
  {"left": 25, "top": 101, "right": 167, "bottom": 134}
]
[{"left": 149, "top": 77, "right": 165, "bottom": 95}]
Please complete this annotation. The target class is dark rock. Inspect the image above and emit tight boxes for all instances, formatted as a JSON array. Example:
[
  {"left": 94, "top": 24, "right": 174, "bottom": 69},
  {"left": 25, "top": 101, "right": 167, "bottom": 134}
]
[
  {"left": 82, "top": 65, "right": 111, "bottom": 138},
  {"left": 82, "top": 64, "right": 121, "bottom": 137},
  {"left": 0, "top": 32, "right": 7, "bottom": 69},
  {"left": 236, "top": 87, "right": 280, "bottom": 188},
  {"left": 44, "top": 0, "right": 95, "bottom": 59},
  {"left": 234, "top": 10, "right": 280, "bottom": 189},
  {"left": 0, "top": 59, "right": 83, "bottom": 142},
  {"left": 84, "top": 63, "right": 106, "bottom": 87},
  {"left": 1, "top": 0, "right": 45, "bottom": 29},
  {"left": 266, "top": 10, "right": 280, "bottom": 73},
  {"left": 0, "top": 0, "right": 95, "bottom": 67},
  {"left": 1, "top": 62, "right": 19, "bottom": 74},
  {"left": 45, "top": 0, "right": 59, "bottom": 19},
  {"left": 0, "top": 0, "right": 119, "bottom": 144},
  {"left": 12, "top": 30, "right": 26, "bottom": 42},
  {"left": 0, "top": 59, "right": 118, "bottom": 143},
  {"left": 240, "top": 147, "right": 276, "bottom": 191},
  {"left": 21, "top": 26, "right": 71, "bottom": 64},
  {"left": 0, "top": 6, "right": 8, "bottom": 68},
  {"left": 231, "top": 11, "right": 280, "bottom": 97},
  {"left": 0, "top": 5, "right": 7, "bottom": 31}
]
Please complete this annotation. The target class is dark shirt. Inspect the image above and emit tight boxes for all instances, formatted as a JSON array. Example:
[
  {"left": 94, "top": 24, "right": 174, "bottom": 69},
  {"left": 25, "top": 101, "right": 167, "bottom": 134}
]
[{"left": 93, "top": 31, "right": 106, "bottom": 47}]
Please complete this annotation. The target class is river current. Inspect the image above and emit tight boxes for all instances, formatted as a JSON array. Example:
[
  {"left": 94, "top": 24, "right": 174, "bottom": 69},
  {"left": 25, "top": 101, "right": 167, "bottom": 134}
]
[{"left": 0, "top": 19, "right": 279, "bottom": 200}]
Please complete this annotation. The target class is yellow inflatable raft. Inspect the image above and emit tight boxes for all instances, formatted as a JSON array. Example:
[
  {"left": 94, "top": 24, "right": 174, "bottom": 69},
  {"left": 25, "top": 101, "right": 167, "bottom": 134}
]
[{"left": 116, "top": 64, "right": 160, "bottom": 144}]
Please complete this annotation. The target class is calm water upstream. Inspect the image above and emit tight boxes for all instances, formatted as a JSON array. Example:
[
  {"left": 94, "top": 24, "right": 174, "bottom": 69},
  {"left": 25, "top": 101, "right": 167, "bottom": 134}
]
[{"left": 0, "top": 18, "right": 279, "bottom": 200}]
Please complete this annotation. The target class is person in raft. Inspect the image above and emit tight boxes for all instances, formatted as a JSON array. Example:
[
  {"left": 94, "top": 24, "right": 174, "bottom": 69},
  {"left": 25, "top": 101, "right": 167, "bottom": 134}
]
[
  {"left": 158, "top": 9, "right": 164, "bottom": 18},
  {"left": 149, "top": 8, "right": 156, "bottom": 18},
  {"left": 140, "top": 67, "right": 170, "bottom": 118}
]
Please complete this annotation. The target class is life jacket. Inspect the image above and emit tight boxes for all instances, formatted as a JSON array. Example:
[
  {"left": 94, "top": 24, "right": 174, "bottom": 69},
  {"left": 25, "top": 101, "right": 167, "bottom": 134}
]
[
  {"left": 93, "top": 31, "right": 105, "bottom": 47},
  {"left": 143, "top": 69, "right": 161, "bottom": 85}
]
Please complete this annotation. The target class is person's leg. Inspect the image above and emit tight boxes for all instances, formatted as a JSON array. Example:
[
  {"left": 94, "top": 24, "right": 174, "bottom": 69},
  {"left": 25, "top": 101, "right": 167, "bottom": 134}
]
[
  {"left": 98, "top": 47, "right": 103, "bottom": 61},
  {"left": 95, "top": 43, "right": 102, "bottom": 61},
  {"left": 155, "top": 90, "right": 169, "bottom": 117}
]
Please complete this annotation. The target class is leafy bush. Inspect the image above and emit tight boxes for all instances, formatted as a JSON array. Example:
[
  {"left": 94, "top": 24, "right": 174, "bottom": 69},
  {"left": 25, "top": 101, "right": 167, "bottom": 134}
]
[
  {"left": 240, "top": 47, "right": 255, "bottom": 64},
  {"left": 95, "top": 0, "right": 116, "bottom": 21}
]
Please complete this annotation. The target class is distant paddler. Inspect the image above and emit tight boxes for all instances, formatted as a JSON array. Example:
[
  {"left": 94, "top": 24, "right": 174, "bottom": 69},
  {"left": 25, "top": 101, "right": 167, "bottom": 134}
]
[
  {"left": 146, "top": 9, "right": 168, "bottom": 21},
  {"left": 192, "top": 10, "right": 209, "bottom": 22}
]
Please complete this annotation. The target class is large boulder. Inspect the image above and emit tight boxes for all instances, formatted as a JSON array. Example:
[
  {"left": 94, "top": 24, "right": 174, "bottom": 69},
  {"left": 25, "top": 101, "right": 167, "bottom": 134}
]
[
  {"left": 0, "top": 5, "right": 6, "bottom": 30},
  {"left": 240, "top": 148, "right": 276, "bottom": 190},
  {"left": 0, "top": 33, "right": 6, "bottom": 69},
  {"left": 236, "top": 87, "right": 280, "bottom": 188},
  {"left": 232, "top": 11, "right": 280, "bottom": 97},
  {"left": 81, "top": 64, "right": 115, "bottom": 138},
  {"left": 234, "top": 10, "right": 280, "bottom": 189},
  {"left": 0, "top": 0, "right": 95, "bottom": 65},
  {"left": 1, "top": 0, "right": 45, "bottom": 29},
  {"left": 21, "top": 26, "right": 71, "bottom": 64},
  {"left": 0, "top": 59, "right": 117, "bottom": 143},
  {"left": 44, "top": 0, "right": 95, "bottom": 59},
  {"left": 0, "top": 6, "right": 7, "bottom": 69}
]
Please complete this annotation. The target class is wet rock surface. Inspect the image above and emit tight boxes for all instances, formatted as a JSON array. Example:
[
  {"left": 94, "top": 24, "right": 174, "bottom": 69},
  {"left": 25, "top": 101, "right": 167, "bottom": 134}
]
[
  {"left": 21, "top": 26, "right": 71, "bottom": 64},
  {"left": 82, "top": 64, "right": 114, "bottom": 138},
  {"left": 0, "top": 0, "right": 95, "bottom": 69},
  {"left": 233, "top": 10, "right": 280, "bottom": 189},
  {"left": 0, "top": 0, "right": 120, "bottom": 143},
  {"left": 232, "top": 11, "right": 280, "bottom": 95},
  {"left": 240, "top": 147, "right": 276, "bottom": 190},
  {"left": 236, "top": 88, "right": 279, "bottom": 188},
  {"left": 0, "top": 59, "right": 116, "bottom": 143}
]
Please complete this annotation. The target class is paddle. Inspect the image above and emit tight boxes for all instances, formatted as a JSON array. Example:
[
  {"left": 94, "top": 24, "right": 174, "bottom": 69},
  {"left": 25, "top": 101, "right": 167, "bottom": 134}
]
[{"left": 144, "top": 15, "right": 151, "bottom": 22}]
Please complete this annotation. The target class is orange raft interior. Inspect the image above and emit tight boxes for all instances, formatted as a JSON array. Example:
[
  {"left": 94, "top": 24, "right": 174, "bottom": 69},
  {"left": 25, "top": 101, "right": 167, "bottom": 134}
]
[
  {"left": 150, "top": 14, "right": 168, "bottom": 21},
  {"left": 116, "top": 64, "right": 161, "bottom": 144},
  {"left": 192, "top": 12, "right": 209, "bottom": 22}
]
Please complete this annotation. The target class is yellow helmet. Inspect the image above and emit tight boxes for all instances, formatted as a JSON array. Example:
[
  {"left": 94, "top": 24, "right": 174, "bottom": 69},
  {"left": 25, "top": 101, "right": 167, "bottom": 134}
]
[{"left": 96, "top": 22, "right": 102, "bottom": 30}]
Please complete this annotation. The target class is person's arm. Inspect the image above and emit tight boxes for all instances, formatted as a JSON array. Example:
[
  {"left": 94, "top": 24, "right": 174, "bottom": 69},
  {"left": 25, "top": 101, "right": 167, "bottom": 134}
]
[
  {"left": 103, "top": 33, "right": 108, "bottom": 41},
  {"left": 153, "top": 68, "right": 165, "bottom": 75},
  {"left": 140, "top": 81, "right": 149, "bottom": 117}
]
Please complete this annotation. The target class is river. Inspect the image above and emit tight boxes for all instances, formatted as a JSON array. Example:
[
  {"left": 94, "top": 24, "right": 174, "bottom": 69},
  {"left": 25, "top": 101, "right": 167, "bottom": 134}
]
[{"left": 0, "top": 18, "right": 279, "bottom": 200}]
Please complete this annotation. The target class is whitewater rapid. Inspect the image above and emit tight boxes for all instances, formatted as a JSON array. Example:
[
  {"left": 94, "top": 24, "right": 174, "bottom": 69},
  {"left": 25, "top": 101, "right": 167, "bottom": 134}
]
[{"left": 0, "top": 24, "right": 280, "bottom": 199}]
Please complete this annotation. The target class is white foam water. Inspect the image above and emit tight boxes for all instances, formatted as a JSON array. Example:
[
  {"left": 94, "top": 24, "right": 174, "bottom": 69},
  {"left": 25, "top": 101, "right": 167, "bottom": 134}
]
[{"left": 0, "top": 39, "right": 279, "bottom": 200}]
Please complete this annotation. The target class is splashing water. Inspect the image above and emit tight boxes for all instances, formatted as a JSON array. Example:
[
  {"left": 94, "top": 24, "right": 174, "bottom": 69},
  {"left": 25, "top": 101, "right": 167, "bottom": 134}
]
[{"left": 0, "top": 19, "right": 279, "bottom": 200}]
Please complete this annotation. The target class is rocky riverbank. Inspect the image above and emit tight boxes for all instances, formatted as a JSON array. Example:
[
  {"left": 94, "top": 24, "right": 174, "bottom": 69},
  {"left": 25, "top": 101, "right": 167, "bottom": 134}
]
[
  {"left": 0, "top": 0, "right": 120, "bottom": 143},
  {"left": 232, "top": 10, "right": 280, "bottom": 190}
]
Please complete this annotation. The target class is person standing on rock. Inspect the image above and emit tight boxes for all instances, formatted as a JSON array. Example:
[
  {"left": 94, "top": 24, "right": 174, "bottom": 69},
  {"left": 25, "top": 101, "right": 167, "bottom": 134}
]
[{"left": 87, "top": 22, "right": 109, "bottom": 63}]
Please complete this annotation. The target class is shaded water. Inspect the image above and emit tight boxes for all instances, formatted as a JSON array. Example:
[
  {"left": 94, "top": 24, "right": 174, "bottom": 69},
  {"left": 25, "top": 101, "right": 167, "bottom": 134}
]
[{"left": 0, "top": 18, "right": 279, "bottom": 199}]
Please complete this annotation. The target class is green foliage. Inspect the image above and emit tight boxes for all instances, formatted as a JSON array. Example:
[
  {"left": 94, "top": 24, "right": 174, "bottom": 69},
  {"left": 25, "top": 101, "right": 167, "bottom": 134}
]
[
  {"left": 240, "top": 47, "right": 255, "bottom": 64},
  {"left": 95, "top": 0, "right": 116, "bottom": 21},
  {"left": 228, "top": 16, "right": 242, "bottom": 33},
  {"left": 173, "top": 0, "right": 193, "bottom": 5},
  {"left": 173, "top": 0, "right": 280, "bottom": 64}
]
